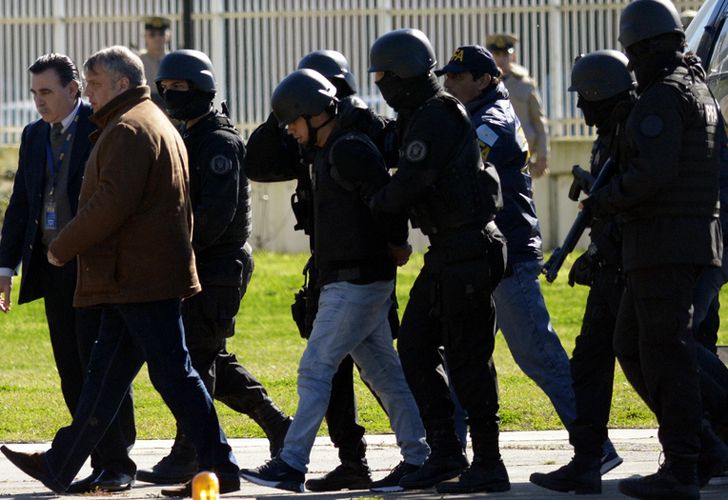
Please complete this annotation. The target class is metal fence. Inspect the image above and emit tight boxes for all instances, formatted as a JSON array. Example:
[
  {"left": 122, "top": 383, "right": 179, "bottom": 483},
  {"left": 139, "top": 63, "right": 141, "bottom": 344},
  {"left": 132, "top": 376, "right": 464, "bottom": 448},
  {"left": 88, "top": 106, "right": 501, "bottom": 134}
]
[{"left": 0, "top": 0, "right": 703, "bottom": 145}]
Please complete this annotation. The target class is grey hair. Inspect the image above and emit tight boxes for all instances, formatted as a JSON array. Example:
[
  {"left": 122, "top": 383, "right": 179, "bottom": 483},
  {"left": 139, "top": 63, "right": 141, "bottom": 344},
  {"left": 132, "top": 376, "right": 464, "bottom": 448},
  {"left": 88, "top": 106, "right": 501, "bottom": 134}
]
[{"left": 83, "top": 45, "right": 146, "bottom": 87}]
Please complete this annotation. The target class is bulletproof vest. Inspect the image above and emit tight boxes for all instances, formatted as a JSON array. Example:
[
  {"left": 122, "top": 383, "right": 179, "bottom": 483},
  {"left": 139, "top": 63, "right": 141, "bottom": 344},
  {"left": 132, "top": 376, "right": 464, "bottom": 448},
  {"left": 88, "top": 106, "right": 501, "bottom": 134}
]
[
  {"left": 588, "top": 127, "right": 624, "bottom": 265},
  {"left": 407, "top": 94, "right": 501, "bottom": 237},
  {"left": 188, "top": 112, "right": 252, "bottom": 245},
  {"left": 312, "top": 130, "right": 391, "bottom": 283},
  {"left": 631, "top": 66, "right": 719, "bottom": 220}
]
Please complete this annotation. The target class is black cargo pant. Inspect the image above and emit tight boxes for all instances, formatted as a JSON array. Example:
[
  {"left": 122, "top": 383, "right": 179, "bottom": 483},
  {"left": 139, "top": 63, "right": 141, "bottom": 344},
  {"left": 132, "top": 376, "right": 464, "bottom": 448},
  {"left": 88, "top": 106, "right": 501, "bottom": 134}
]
[
  {"left": 182, "top": 284, "right": 271, "bottom": 412},
  {"left": 397, "top": 241, "right": 503, "bottom": 462},
  {"left": 569, "top": 264, "right": 622, "bottom": 457},
  {"left": 614, "top": 265, "right": 702, "bottom": 458},
  {"left": 170, "top": 250, "right": 278, "bottom": 456}
]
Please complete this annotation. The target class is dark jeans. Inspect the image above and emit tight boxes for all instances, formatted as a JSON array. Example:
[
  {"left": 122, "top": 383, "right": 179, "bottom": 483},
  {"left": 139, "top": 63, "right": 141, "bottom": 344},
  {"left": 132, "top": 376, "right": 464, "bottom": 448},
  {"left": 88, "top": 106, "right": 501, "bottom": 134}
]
[
  {"left": 40, "top": 257, "right": 135, "bottom": 475},
  {"left": 569, "top": 265, "right": 623, "bottom": 457},
  {"left": 43, "top": 298, "right": 237, "bottom": 490},
  {"left": 614, "top": 265, "right": 701, "bottom": 458},
  {"left": 398, "top": 251, "right": 500, "bottom": 460}
]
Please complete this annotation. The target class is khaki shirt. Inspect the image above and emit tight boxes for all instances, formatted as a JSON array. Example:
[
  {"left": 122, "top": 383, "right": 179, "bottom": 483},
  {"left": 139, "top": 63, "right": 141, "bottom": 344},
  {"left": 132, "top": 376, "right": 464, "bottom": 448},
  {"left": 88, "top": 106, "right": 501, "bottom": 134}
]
[
  {"left": 139, "top": 50, "right": 166, "bottom": 107},
  {"left": 503, "top": 63, "right": 549, "bottom": 161}
]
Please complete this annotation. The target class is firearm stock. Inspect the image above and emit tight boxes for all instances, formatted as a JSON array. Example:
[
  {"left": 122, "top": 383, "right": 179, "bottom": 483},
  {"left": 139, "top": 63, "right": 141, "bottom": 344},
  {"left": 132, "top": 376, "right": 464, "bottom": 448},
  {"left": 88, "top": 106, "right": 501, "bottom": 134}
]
[{"left": 541, "top": 158, "right": 615, "bottom": 283}]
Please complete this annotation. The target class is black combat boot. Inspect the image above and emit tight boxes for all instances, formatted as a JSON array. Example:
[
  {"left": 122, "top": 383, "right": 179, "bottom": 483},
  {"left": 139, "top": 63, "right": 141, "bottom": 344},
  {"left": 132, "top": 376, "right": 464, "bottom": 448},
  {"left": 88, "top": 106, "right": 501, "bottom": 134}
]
[
  {"left": 618, "top": 455, "right": 699, "bottom": 499},
  {"left": 250, "top": 397, "right": 292, "bottom": 458},
  {"left": 399, "top": 426, "right": 468, "bottom": 489},
  {"left": 530, "top": 454, "right": 601, "bottom": 494},
  {"left": 698, "top": 418, "right": 728, "bottom": 487},
  {"left": 305, "top": 439, "right": 371, "bottom": 491},
  {"left": 437, "top": 459, "right": 510, "bottom": 494},
  {"left": 135, "top": 434, "right": 198, "bottom": 485},
  {"left": 437, "top": 419, "right": 510, "bottom": 494},
  {"left": 305, "top": 459, "right": 372, "bottom": 491}
]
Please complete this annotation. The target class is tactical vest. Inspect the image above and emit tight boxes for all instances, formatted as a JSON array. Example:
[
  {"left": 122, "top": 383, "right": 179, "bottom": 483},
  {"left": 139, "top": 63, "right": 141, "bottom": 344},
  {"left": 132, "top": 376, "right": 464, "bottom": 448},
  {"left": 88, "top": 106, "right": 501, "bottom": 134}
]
[
  {"left": 188, "top": 112, "right": 252, "bottom": 245},
  {"left": 628, "top": 67, "right": 720, "bottom": 220},
  {"left": 407, "top": 94, "right": 501, "bottom": 237},
  {"left": 312, "top": 130, "right": 392, "bottom": 285}
]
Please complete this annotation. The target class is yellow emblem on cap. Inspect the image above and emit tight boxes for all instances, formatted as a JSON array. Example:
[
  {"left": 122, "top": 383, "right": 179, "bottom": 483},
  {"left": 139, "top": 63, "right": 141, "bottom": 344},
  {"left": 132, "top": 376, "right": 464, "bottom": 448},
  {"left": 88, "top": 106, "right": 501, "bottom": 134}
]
[{"left": 451, "top": 48, "right": 465, "bottom": 62}]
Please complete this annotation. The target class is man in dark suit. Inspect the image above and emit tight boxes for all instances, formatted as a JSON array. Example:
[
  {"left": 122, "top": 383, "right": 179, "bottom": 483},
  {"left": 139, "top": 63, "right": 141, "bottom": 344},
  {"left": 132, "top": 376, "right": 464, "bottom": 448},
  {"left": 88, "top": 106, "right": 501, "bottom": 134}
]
[{"left": 0, "top": 53, "right": 136, "bottom": 493}]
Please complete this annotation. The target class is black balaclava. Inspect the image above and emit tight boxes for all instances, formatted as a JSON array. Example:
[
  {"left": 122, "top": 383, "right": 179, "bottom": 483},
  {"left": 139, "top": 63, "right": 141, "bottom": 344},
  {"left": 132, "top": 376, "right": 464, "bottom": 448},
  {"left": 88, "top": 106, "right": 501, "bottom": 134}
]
[
  {"left": 162, "top": 88, "right": 214, "bottom": 121},
  {"left": 625, "top": 34, "right": 684, "bottom": 92},
  {"left": 578, "top": 91, "right": 634, "bottom": 130},
  {"left": 375, "top": 72, "right": 440, "bottom": 112}
]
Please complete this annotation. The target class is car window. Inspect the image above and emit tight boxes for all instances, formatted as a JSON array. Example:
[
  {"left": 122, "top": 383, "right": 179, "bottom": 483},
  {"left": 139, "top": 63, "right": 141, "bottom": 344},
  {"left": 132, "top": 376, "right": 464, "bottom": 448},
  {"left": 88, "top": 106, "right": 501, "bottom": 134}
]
[
  {"left": 706, "top": 5, "right": 728, "bottom": 117},
  {"left": 685, "top": 0, "right": 719, "bottom": 51},
  {"left": 686, "top": 0, "right": 720, "bottom": 51}
]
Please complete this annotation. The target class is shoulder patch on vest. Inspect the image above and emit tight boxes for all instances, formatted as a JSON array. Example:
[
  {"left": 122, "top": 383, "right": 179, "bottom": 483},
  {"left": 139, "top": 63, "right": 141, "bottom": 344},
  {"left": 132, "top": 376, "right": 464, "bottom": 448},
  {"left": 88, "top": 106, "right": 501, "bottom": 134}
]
[
  {"left": 476, "top": 124, "right": 499, "bottom": 147},
  {"left": 404, "top": 140, "right": 428, "bottom": 162},
  {"left": 640, "top": 115, "right": 664, "bottom": 138},
  {"left": 210, "top": 155, "right": 233, "bottom": 175}
]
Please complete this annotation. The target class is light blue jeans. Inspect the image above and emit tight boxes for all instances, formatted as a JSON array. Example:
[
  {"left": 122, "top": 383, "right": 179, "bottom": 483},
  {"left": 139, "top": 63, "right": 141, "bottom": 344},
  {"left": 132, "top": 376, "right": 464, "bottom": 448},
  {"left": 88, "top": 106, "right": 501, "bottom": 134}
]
[
  {"left": 280, "top": 280, "right": 429, "bottom": 473},
  {"left": 493, "top": 259, "right": 576, "bottom": 427}
]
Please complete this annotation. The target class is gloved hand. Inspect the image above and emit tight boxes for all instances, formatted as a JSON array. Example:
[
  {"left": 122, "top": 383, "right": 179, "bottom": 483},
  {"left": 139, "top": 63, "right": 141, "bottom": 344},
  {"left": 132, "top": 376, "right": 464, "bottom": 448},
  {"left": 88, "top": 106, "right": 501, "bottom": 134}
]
[{"left": 568, "top": 252, "right": 596, "bottom": 287}]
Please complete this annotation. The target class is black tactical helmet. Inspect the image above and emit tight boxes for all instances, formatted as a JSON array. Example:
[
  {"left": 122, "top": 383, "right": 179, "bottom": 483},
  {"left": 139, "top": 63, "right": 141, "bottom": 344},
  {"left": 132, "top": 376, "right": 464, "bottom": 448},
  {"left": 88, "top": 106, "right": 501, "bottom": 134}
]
[
  {"left": 298, "top": 50, "right": 357, "bottom": 94},
  {"left": 569, "top": 50, "right": 635, "bottom": 101},
  {"left": 618, "top": 0, "right": 684, "bottom": 48},
  {"left": 271, "top": 68, "right": 338, "bottom": 126},
  {"left": 155, "top": 49, "right": 216, "bottom": 93},
  {"left": 368, "top": 28, "right": 437, "bottom": 79}
]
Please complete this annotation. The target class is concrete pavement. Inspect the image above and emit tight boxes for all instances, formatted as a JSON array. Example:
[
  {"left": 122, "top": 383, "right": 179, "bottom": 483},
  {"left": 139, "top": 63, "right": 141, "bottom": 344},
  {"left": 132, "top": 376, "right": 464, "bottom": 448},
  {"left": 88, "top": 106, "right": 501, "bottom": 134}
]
[{"left": 1, "top": 429, "right": 727, "bottom": 498}]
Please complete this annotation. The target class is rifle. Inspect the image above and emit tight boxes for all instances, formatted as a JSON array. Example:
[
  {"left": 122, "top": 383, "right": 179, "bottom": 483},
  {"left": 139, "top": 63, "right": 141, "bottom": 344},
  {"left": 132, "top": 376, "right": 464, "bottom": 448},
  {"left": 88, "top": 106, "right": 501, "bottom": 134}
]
[{"left": 542, "top": 158, "right": 615, "bottom": 283}]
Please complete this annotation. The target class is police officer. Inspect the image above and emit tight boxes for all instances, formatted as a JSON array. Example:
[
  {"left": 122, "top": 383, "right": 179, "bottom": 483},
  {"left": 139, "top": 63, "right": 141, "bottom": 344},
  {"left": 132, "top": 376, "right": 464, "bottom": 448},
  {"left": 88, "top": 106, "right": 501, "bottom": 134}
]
[
  {"left": 245, "top": 49, "right": 396, "bottom": 492},
  {"left": 240, "top": 68, "right": 429, "bottom": 494},
  {"left": 530, "top": 50, "right": 636, "bottom": 494},
  {"left": 137, "top": 16, "right": 171, "bottom": 108},
  {"left": 486, "top": 33, "right": 549, "bottom": 178},
  {"left": 582, "top": 1, "right": 723, "bottom": 497},
  {"left": 367, "top": 29, "right": 509, "bottom": 494},
  {"left": 134, "top": 49, "right": 291, "bottom": 490},
  {"left": 436, "top": 44, "right": 581, "bottom": 450}
]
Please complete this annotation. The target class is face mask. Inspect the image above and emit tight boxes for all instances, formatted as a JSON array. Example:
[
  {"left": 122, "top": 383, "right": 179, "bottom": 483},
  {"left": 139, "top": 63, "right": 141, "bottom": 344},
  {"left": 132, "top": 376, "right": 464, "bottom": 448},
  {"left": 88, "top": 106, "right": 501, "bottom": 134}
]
[
  {"left": 375, "top": 72, "right": 408, "bottom": 110},
  {"left": 162, "top": 89, "right": 212, "bottom": 121},
  {"left": 577, "top": 95, "right": 600, "bottom": 127}
]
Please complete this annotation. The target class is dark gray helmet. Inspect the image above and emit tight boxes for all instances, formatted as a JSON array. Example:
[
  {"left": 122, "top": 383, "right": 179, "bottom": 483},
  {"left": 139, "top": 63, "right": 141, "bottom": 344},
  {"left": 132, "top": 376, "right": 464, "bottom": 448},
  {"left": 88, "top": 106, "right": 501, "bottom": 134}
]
[
  {"left": 155, "top": 49, "right": 216, "bottom": 93},
  {"left": 569, "top": 50, "right": 635, "bottom": 101},
  {"left": 618, "top": 0, "right": 684, "bottom": 48},
  {"left": 368, "top": 28, "right": 437, "bottom": 78},
  {"left": 298, "top": 50, "right": 357, "bottom": 94},
  {"left": 271, "top": 68, "right": 338, "bottom": 126}
]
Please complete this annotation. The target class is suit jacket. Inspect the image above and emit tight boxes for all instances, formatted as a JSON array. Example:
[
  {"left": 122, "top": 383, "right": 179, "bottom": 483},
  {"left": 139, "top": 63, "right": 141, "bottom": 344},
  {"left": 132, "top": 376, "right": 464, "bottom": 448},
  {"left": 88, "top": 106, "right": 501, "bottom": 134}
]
[{"left": 0, "top": 101, "right": 95, "bottom": 304}]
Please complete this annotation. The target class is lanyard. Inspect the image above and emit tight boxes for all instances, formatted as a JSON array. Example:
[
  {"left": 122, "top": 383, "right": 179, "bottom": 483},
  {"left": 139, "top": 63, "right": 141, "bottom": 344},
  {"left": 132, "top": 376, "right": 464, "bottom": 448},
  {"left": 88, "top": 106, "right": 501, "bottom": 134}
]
[{"left": 45, "top": 115, "right": 79, "bottom": 195}]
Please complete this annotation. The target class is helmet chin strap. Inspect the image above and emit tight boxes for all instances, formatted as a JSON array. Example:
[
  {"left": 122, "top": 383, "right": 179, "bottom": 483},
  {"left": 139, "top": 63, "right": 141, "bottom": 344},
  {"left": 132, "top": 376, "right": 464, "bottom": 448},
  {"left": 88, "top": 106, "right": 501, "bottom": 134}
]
[{"left": 304, "top": 113, "right": 336, "bottom": 148}]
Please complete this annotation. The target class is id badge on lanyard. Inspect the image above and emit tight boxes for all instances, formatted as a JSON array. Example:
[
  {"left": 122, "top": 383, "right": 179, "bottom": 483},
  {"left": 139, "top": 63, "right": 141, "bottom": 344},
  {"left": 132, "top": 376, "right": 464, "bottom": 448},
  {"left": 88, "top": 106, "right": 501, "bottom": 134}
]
[
  {"left": 44, "top": 116, "right": 78, "bottom": 231},
  {"left": 44, "top": 200, "right": 57, "bottom": 230}
]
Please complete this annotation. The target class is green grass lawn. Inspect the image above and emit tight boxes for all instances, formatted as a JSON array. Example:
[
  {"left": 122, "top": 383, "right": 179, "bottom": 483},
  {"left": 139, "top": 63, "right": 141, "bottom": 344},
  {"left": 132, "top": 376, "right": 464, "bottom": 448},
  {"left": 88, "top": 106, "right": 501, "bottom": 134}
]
[{"left": 1, "top": 251, "right": 725, "bottom": 442}]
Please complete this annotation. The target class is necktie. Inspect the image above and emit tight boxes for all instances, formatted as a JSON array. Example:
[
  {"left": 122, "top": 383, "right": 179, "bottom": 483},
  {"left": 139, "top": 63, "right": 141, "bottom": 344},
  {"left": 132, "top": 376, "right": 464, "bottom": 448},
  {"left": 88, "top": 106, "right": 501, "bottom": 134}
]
[{"left": 50, "top": 122, "right": 64, "bottom": 159}]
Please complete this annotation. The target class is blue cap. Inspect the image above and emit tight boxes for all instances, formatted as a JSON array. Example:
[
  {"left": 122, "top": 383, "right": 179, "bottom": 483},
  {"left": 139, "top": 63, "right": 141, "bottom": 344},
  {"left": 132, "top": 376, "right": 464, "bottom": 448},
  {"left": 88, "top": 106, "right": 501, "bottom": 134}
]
[{"left": 435, "top": 45, "right": 499, "bottom": 77}]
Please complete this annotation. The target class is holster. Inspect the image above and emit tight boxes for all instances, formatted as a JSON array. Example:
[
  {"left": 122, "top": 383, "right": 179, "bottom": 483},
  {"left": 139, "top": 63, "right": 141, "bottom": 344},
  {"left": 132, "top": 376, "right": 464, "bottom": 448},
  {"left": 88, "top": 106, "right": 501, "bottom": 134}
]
[{"left": 291, "top": 258, "right": 319, "bottom": 339}]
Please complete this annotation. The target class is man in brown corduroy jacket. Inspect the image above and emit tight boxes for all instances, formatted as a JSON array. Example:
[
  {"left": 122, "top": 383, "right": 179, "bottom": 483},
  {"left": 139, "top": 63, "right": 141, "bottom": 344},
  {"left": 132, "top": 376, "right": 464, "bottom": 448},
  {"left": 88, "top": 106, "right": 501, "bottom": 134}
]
[{"left": 0, "top": 46, "right": 241, "bottom": 498}]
